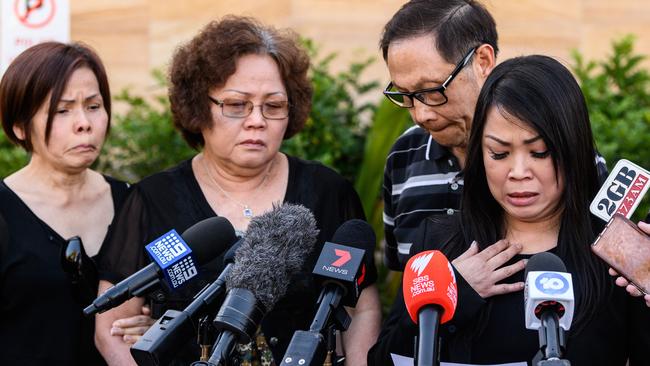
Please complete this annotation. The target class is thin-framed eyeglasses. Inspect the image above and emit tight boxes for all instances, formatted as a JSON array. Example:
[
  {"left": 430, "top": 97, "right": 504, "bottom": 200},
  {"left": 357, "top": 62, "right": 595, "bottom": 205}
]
[
  {"left": 383, "top": 46, "right": 478, "bottom": 108},
  {"left": 208, "top": 96, "right": 290, "bottom": 120}
]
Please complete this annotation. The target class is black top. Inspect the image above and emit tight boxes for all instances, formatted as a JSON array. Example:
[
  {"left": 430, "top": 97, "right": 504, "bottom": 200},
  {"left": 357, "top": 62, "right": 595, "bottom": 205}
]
[
  {"left": 368, "top": 215, "right": 650, "bottom": 366},
  {"left": 0, "top": 176, "right": 130, "bottom": 366},
  {"left": 98, "top": 155, "right": 377, "bottom": 363}
]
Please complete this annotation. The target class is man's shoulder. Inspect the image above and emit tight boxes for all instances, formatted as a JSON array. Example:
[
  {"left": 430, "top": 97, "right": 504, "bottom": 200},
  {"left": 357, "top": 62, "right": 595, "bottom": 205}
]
[{"left": 390, "top": 126, "right": 431, "bottom": 152}]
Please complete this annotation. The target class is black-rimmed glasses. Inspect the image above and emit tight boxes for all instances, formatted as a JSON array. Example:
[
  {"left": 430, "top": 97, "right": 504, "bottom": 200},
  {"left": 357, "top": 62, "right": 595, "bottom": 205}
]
[
  {"left": 383, "top": 46, "right": 478, "bottom": 108},
  {"left": 208, "top": 96, "right": 290, "bottom": 120}
]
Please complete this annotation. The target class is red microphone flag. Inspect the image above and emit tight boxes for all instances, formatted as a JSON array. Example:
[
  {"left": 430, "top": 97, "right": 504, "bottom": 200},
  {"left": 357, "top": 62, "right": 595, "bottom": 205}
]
[{"left": 402, "top": 250, "right": 458, "bottom": 324}]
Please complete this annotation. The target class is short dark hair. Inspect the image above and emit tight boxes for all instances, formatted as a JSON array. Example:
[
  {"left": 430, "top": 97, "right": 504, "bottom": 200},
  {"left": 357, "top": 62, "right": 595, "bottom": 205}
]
[
  {"left": 0, "top": 42, "right": 111, "bottom": 151},
  {"left": 168, "top": 15, "right": 312, "bottom": 149},
  {"left": 380, "top": 0, "right": 498, "bottom": 64},
  {"left": 461, "top": 55, "right": 607, "bottom": 332}
]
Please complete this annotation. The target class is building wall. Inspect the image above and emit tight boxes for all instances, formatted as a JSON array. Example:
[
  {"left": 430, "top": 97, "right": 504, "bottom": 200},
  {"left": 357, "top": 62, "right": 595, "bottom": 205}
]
[{"left": 70, "top": 0, "right": 650, "bottom": 99}]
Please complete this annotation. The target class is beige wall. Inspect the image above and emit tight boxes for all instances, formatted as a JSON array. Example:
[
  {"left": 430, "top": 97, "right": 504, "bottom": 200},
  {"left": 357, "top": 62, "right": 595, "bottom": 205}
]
[{"left": 70, "top": 0, "right": 650, "bottom": 99}]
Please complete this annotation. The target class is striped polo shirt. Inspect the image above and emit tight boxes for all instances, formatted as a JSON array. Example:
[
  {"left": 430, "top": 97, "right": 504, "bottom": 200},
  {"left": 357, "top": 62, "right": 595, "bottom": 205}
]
[{"left": 383, "top": 126, "right": 463, "bottom": 271}]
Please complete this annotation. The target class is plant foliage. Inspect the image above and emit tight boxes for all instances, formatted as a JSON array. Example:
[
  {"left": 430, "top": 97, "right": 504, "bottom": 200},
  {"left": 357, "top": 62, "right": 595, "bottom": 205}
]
[
  {"left": 95, "top": 70, "right": 195, "bottom": 182},
  {"left": 572, "top": 35, "right": 650, "bottom": 220},
  {"left": 0, "top": 132, "right": 28, "bottom": 178},
  {"left": 281, "top": 39, "right": 379, "bottom": 183}
]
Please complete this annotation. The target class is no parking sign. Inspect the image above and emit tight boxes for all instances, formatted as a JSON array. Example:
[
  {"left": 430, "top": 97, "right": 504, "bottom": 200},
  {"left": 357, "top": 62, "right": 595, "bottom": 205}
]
[{"left": 1, "top": 0, "right": 69, "bottom": 73}]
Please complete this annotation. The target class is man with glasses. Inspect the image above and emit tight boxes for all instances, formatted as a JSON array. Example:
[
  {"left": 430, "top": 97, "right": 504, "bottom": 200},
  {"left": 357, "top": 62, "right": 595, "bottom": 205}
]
[
  {"left": 371, "top": 2, "right": 612, "bottom": 364},
  {"left": 380, "top": 0, "right": 498, "bottom": 271}
]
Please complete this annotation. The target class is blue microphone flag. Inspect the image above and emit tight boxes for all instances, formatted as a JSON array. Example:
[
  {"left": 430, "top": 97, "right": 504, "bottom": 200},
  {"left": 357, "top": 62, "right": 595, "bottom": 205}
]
[{"left": 145, "top": 229, "right": 198, "bottom": 289}]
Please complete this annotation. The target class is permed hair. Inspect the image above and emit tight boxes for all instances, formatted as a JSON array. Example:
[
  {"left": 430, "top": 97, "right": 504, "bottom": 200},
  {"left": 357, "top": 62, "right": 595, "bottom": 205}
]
[{"left": 168, "top": 15, "right": 313, "bottom": 149}]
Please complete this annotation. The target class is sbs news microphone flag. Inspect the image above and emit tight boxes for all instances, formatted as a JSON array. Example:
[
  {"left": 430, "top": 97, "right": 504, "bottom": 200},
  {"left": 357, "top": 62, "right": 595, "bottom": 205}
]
[{"left": 403, "top": 250, "right": 457, "bottom": 324}]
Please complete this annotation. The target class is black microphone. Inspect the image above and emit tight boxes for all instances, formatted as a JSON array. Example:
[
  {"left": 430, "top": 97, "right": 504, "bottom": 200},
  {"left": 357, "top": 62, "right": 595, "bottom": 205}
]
[
  {"left": 524, "top": 252, "right": 574, "bottom": 366},
  {"left": 84, "top": 216, "right": 237, "bottom": 316},
  {"left": 197, "top": 203, "right": 319, "bottom": 366},
  {"left": 130, "top": 238, "right": 244, "bottom": 366},
  {"left": 280, "top": 219, "right": 375, "bottom": 366}
]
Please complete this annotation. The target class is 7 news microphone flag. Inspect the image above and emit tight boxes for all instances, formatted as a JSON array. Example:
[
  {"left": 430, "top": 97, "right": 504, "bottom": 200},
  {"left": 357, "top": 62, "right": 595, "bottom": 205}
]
[{"left": 281, "top": 219, "right": 375, "bottom": 366}]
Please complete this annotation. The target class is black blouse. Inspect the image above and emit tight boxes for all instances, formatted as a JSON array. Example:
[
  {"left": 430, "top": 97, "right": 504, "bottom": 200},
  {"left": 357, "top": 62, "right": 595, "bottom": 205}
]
[
  {"left": 368, "top": 215, "right": 650, "bottom": 366},
  {"left": 0, "top": 176, "right": 130, "bottom": 366},
  {"left": 98, "top": 155, "right": 377, "bottom": 363}
]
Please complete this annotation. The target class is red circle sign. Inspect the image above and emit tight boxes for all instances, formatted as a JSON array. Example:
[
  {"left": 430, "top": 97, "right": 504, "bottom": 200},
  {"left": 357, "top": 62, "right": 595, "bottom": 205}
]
[{"left": 13, "top": 0, "right": 56, "bottom": 29}]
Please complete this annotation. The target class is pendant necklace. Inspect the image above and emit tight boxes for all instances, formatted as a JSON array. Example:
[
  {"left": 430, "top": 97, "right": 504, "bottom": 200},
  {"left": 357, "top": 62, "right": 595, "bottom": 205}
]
[{"left": 203, "top": 156, "right": 273, "bottom": 219}]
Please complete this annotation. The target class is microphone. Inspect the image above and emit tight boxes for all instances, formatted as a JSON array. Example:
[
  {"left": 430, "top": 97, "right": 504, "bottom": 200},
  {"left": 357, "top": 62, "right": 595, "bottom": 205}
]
[
  {"left": 524, "top": 252, "right": 574, "bottom": 365},
  {"left": 84, "top": 216, "right": 237, "bottom": 316},
  {"left": 402, "top": 250, "right": 457, "bottom": 366},
  {"left": 199, "top": 203, "right": 319, "bottom": 366},
  {"left": 130, "top": 238, "right": 244, "bottom": 366},
  {"left": 590, "top": 159, "right": 649, "bottom": 222},
  {"left": 281, "top": 219, "right": 376, "bottom": 366}
]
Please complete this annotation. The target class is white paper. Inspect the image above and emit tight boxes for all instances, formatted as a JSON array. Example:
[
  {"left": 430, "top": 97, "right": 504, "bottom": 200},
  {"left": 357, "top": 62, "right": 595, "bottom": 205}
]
[{"left": 390, "top": 353, "right": 527, "bottom": 366}]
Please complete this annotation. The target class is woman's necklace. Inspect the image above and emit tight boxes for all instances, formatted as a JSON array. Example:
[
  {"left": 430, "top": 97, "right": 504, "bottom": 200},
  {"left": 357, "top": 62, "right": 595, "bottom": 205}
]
[{"left": 202, "top": 155, "right": 273, "bottom": 219}]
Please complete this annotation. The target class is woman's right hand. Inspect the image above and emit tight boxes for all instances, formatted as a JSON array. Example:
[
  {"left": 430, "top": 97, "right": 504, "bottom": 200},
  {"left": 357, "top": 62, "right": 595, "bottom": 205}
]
[
  {"left": 452, "top": 239, "right": 526, "bottom": 298},
  {"left": 110, "top": 305, "right": 156, "bottom": 345}
]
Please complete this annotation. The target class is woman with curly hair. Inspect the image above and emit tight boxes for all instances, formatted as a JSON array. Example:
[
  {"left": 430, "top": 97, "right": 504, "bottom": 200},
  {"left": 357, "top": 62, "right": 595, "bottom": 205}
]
[{"left": 96, "top": 16, "right": 380, "bottom": 365}]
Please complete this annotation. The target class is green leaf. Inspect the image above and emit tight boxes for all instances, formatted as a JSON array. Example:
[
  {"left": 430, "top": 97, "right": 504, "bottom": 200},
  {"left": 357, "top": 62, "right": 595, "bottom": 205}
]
[{"left": 571, "top": 35, "right": 650, "bottom": 221}]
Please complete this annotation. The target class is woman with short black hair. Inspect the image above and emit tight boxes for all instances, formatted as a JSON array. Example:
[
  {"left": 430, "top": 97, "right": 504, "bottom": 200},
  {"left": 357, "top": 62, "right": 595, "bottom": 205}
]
[{"left": 0, "top": 42, "right": 136, "bottom": 365}]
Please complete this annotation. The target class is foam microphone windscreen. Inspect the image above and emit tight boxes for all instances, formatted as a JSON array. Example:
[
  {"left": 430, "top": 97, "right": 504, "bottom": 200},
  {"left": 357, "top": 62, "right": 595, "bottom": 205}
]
[
  {"left": 227, "top": 203, "right": 319, "bottom": 310},
  {"left": 403, "top": 250, "right": 457, "bottom": 324}
]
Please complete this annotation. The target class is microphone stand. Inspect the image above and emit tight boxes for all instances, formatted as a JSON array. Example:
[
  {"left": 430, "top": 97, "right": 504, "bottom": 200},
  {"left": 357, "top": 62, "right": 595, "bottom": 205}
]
[
  {"left": 197, "top": 315, "right": 215, "bottom": 362},
  {"left": 280, "top": 285, "right": 351, "bottom": 366},
  {"left": 532, "top": 311, "right": 571, "bottom": 366},
  {"left": 414, "top": 304, "right": 441, "bottom": 366}
]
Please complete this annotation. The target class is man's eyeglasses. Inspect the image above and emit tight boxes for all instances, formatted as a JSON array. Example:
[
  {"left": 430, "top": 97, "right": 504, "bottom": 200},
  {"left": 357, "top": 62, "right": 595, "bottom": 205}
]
[
  {"left": 208, "top": 96, "right": 290, "bottom": 120},
  {"left": 383, "top": 46, "right": 478, "bottom": 108}
]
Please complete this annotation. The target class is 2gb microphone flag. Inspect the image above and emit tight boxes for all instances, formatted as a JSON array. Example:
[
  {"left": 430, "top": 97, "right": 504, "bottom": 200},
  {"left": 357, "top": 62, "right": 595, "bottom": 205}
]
[
  {"left": 145, "top": 230, "right": 198, "bottom": 289},
  {"left": 590, "top": 159, "right": 649, "bottom": 222}
]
